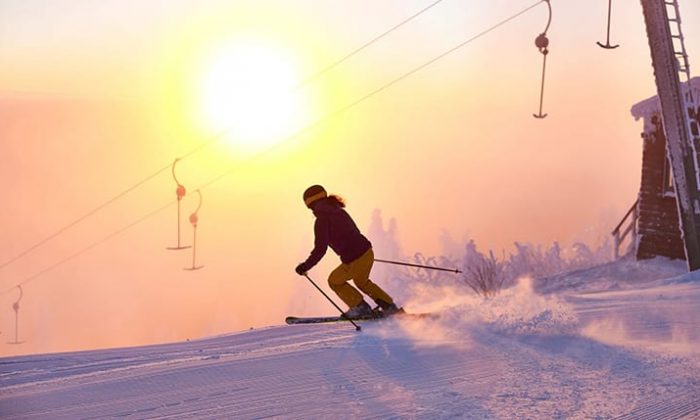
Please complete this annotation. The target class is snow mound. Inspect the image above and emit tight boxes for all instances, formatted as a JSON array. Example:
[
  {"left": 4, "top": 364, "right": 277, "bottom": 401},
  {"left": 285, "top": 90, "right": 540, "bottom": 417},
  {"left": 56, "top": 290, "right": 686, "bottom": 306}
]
[
  {"left": 370, "top": 277, "right": 579, "bottom": 347},
  {"left": 659, "top": 267, "right": 700, "bottom": 286},
  {"left": 536, "top": 256, "right": 686, "bottom": 294},
  {"left": 377, "top": 256, "right": 696, "bottom": 349},
  {"left": 468, "top": 277, "right": 578, "bottom": 335}
]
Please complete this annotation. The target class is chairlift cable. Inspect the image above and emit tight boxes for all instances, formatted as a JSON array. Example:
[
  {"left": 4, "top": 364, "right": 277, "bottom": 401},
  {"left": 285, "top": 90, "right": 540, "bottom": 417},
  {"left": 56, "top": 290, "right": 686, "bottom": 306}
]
[
  {"left": 0, "top": 1, "right": 450, "bottom": 273},
  {"left": 198, "top": 0, "right": 544, "bottom": 190},
  {"left": 0, "top": 165, "right": 169, "bottom": 271},
  {"left": 0, "top": 1, "right": 542, "bottom": 295},
  {"left": 0, "top": 202, "right": 174, "bottom": 296},
  {"left": 298, "top": 0, "right": 447, "bottom": 88}
]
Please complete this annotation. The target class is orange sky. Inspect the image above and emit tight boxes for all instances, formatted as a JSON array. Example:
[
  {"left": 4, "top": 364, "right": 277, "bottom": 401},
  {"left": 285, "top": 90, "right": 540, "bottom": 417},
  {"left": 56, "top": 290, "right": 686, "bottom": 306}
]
[{"left": 1, "top": 0, "right": 700, "bottom": 356}]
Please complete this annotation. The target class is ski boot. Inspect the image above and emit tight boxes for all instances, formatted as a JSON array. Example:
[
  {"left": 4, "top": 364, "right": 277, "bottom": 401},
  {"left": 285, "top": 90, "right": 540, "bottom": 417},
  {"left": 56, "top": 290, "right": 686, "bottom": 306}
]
[
  {"left": 376, "top": 299, "right": 404, "bottom": 316},
  {"left": 343, "top": 301, "right": 373, "bottom": 319}
]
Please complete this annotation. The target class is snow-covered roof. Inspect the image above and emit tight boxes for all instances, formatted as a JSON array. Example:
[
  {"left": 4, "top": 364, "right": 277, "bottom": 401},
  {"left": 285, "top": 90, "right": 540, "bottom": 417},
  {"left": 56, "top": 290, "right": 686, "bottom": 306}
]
[{"left": 631, "top": 76, "right": 700, "bottom": 121}]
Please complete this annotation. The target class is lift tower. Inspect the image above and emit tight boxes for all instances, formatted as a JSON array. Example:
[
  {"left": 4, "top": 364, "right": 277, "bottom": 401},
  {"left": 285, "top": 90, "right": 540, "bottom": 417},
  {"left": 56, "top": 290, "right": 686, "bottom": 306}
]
[{"left": 640, "top": 0, "right": 700, "bottom": 270}]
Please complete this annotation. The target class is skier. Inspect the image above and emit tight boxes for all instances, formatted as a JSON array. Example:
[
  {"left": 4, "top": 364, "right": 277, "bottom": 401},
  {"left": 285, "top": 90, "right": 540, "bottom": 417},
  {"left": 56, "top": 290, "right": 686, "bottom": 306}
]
[{"left": 295, "top": 185, "right": 401, "bottom": 318}]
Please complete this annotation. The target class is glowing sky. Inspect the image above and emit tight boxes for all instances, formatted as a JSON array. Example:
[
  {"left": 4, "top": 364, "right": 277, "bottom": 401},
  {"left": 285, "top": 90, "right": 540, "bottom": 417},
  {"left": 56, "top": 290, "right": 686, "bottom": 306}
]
[{"left": 1, "top": 0, "right": 699, "bottom": 356}]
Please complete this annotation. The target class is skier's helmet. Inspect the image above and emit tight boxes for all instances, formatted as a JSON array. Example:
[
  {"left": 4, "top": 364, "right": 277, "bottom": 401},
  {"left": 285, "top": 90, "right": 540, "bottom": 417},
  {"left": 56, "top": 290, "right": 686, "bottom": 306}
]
[{"left": 303, "top": 185, "right": 327, "bottom": 208}]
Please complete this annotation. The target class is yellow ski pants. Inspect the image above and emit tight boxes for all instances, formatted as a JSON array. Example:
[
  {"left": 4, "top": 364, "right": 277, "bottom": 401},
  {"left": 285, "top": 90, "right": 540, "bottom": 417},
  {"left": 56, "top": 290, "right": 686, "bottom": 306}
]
[{"left": 328, "top": 248, "right": 394, "bottom": 308}]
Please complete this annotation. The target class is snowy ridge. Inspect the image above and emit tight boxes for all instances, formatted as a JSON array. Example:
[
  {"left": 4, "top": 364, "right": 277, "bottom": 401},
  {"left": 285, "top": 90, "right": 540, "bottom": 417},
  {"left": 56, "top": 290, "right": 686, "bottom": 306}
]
[
  {"left": 1, "top": 258, "right": 699, "bottom": 418},
  {"left": 536, "top": 255, "right": 686, "bottom": 294}
]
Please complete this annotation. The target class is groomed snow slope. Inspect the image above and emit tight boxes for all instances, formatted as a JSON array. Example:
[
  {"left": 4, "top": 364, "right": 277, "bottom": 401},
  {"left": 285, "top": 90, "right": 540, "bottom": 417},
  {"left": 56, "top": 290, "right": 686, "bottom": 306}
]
[{"left": 1, "top": 258, "right": 699, "bottom": 419}]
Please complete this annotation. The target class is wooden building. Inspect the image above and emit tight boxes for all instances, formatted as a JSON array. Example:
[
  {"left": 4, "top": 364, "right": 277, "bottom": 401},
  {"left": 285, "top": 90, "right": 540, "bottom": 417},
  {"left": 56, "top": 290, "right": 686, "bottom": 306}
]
[{"left": 615, "top": 77, "right": 700, "bottom": 260}]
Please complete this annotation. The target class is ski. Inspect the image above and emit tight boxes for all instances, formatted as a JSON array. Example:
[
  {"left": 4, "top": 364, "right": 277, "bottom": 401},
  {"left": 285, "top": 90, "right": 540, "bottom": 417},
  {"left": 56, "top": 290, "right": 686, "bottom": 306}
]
[
  {"left": 285, "top": 311, "right": 436, "bottom": 325},
  {"left": 285, "top": 314, "right": 379, "bottom": 325}
]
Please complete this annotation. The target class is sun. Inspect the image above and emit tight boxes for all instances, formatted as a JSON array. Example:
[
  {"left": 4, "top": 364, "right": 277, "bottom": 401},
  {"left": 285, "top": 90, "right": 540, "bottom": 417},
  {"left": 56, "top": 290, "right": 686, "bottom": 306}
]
[{"left": 196, "top": 40, "right": 308, "bottom": 152}]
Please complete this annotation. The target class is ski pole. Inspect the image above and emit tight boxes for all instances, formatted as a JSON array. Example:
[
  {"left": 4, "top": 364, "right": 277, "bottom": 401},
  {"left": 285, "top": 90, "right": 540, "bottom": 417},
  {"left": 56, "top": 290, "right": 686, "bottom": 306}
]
[
  {"left": 374, "top": 258, "right": 462, "bottom": 274},
  {"left": 303, "top": 274, "right": 362, "bottom": 332}
]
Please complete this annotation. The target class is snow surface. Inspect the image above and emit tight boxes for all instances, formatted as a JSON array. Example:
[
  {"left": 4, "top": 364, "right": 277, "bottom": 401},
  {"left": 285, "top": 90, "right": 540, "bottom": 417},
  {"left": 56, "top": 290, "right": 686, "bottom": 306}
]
[{"left": 1, "top": 257, "right": 699, "bottom": 419}]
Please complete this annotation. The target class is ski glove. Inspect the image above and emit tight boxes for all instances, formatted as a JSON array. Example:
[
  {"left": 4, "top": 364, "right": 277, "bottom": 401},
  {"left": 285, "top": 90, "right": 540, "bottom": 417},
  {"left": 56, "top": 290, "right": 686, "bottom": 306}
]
[{"left": 295, "top": 263, "right": 308, "bottom": 276}]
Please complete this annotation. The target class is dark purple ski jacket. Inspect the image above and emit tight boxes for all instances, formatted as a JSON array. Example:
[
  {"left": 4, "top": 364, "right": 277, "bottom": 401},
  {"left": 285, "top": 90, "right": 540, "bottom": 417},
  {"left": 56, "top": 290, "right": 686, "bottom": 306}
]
[{"left": 302, "top": 198, "right": 372, "bottom": 270}]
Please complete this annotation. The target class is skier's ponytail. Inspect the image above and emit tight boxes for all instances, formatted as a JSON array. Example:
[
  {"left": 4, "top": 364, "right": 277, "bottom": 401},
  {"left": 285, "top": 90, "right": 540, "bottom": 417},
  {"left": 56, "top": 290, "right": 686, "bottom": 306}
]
[{"left": 327, "top": 194, "right": 346, "bottom": 208}]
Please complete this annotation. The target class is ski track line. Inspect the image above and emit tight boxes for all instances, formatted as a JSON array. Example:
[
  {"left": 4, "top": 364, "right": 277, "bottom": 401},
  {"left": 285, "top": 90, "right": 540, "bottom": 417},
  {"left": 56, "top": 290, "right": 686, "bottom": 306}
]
[
  {"left": 142, "top": 345, "right": 497, "bottom": 419},
  {"left": 146, "top": 348, "right": 500, "bottom": 419},
  {"left": 1, "top": 328, "right": 503, "bottom": 419},
  {"left": 614, "top": 388, "right": 700, "bottom": 420},
  {"left": 2, "top": 351, "right": 313, "bottom": 418},
  {"left": 0, "top": 355, "right": 208, "bottom": 397},
  {"left": 472, "top": 313, "right": 699, "bottom": 420},
  {"left": 5, "top": 320, "right": 695, "bottom": 420},
  {"left": 226, "top": 353, "right": 499, "bottom": 418},
  {"left": 0, "top": 327, "right": 353, "bottom": 393},
  {"left": 494, "top": 336, "right": 636, "bottom": 417},
  {"left": 570, "top": 287, "right": 700, "bottom": 418},
  {"left": 3, "top": 281, "right": 700, "bottom": 419},
  {"left": 478, "top": 329, "right": 591, "bottom": 418},
  {"left": 1, "top": 328, "right": 361, "bottom": 418}
]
